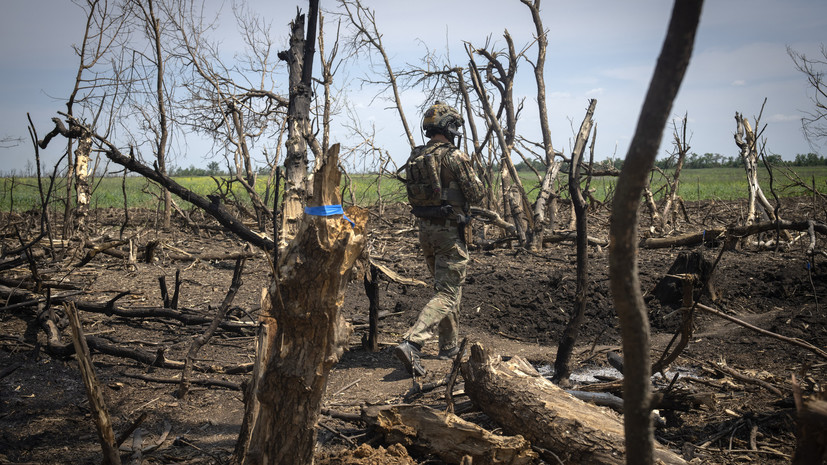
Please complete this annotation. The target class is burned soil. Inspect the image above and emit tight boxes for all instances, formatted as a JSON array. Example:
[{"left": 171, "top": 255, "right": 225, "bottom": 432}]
[{"left": 1, "top": 197, "right": 825, "bottom": 464}]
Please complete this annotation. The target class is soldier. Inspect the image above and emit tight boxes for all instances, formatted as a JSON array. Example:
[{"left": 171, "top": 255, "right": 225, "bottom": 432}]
[{"left": 394, "top": 101, "right": 485, "bottom": 377}]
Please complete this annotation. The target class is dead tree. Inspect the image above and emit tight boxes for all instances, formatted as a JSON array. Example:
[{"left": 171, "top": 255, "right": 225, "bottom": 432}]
[
  {"left": 239, "top": 144, "right": 366, "bottom": 465},
  {"left": 644, "top": 114, "right": 690, "bottom": 234},
  {"left": 788, "top": 44, "right": 827, "bottom": 147},
  {"left": 130, "top": 0, "right": 174, "bottom": 229},
  {"left": 279, "top": 5, "right": 319, "bottom": 246},
  {"left": 66, "top": 303, "right": 123, "bottom": 465},
  {"left": 168, "top": 0, "right": 288, "bottom": 231},
  {"left": 38, "top": 115, "right": 275, "bottom": 252},
  {"left": 734, "top": 104, "right": 779, "bottom": 227},
  {"left": 338, "top": 0, "right": 416, "bottom": 151},
  {"left": 65, "top": 0, "right": 127, "bottom": 240},
  {"left": 552, "top": 98, "right": 596, "bottom": 385},
  {"left": 521, "top": 0, "right": 563, "bottom": 250},
  {"left": 466, "top": 36, "right": 534, "bottom": 246},
  {"left": 609, "top": 2, "right": 703, "bottom": 464}
]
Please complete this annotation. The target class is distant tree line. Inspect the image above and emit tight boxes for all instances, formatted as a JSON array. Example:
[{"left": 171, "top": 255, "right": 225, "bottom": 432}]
[
  {"left": 514, "top": 152, "right": 826, "bottom": 172},
  {"left": 168, "top": 161, "right": 274, "bottom": 177}
]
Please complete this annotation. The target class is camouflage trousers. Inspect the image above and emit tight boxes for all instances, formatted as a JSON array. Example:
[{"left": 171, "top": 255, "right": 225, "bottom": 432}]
[{"left": 404, "top": 219, "right": 468, "bottom": 352}]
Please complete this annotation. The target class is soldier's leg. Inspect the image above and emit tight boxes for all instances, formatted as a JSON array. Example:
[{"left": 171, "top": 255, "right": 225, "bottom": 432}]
[
  {"left": 405, "top": 229, "right": 467, "bottom": 348},
  {"left": 437, "top": 286, "right": 461, "bottom": 352}
]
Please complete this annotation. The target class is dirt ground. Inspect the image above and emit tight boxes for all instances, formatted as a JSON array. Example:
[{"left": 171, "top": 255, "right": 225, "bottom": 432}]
[{"left": 1, "top": 197, "right": 825, "bottom": 464}]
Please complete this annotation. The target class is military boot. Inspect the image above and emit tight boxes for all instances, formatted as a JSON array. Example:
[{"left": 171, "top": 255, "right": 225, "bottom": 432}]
[
  {"left": 437, "top": 345, "right": 464, "bottom": 361},
  {"left": 394, "top": 340, "right": 426, "bottom": 377}
]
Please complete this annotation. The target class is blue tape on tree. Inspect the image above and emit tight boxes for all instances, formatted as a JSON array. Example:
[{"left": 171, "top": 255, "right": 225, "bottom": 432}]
[{"left": 304, "top": 205, "right": 354, "bottom": 227}]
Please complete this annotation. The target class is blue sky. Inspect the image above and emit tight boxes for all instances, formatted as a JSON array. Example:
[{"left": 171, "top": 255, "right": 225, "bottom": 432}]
[{"left": 1, "top": 0, "right": 825, "bottom": 174}]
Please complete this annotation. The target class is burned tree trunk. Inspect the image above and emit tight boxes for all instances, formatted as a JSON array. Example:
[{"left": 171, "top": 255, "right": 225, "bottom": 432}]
[
  {"left": 462, "top": 343, "right": 687, "bottom": 465},
  {"left": 609, "top": 2, "right": 703, "bottom": 464},
  {"left": 279, "top": 5, "right": 318, "bottom": 246},
  {"left": 552, "top": 99, "right": 596, "bottom": 385},
  {"left": 241, "top": 143, "right": 366, "bottom": 465}
]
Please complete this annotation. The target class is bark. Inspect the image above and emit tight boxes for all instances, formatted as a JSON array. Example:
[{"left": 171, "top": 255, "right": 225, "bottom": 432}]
[
  {"left": 552, "top": 99, "right": 596, "bottom": 384},
  {"left": 362, "top": 404, "right": 537, "bottom": 465},
  {"left": 242, "top": 143, "right": 367, "bottom": 465},
  {"left": 279, "top": 10, "right": 315, "bottom": 246},
  {"left": 73, "top": 128, "right": 93, "bottom": 236},
  {"left": 608, "top": 2, "right": 703, "bottom": 464},
  {"left": 232, "top": 291, "right": 274, "bottom": 465},
  {"left": 461, "top": 343, "right": 687, "bottom": 465}
]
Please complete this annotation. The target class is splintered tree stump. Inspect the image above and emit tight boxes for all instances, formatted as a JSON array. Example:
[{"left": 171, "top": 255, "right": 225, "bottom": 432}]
[
  {"left": 461, "top": 343, "right": 687, "bottom": 465},
  {"left": 362, "top": 404, "right": 537, "bottom": 465},
  {"left": 239, "top": 143, "right": 367, "bottom": 465},
  {"left": 652, "top": 251, "right": 717, "bottom": 308}
]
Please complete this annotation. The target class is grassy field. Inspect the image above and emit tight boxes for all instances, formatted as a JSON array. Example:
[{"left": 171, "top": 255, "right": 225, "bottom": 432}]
[
  {"left": 2, "top": 165, "right": 826, "bottom": 212},
  {"left": 571, "top": 165, "right": 827, "bottom": 204}
]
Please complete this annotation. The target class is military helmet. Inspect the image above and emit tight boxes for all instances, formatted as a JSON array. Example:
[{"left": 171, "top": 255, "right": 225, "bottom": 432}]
[{"left": 422, "top": 101, "right": 464, "bottom": 136}]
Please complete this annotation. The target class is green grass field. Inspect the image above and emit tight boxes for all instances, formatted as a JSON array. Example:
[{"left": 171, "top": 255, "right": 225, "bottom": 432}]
[{"left": 2, "top": 166, "right": 826, "bottom": 212}]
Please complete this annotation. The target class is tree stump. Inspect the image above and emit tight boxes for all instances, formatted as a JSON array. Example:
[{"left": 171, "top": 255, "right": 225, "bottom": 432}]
[
  {"left": 239, "top": 143, "right": 367, "bottom": 465},
  {"left": 652, "top": 251, "right": 716, "bottom": 309}
]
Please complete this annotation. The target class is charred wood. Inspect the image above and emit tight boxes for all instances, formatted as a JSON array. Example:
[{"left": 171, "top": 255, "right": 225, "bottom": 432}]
[
  {"left": 462, "top": 343, "right": 688, "bottom": 465},
  {"left": 361, "top": 404, "right": 537, "bottom": 465}
]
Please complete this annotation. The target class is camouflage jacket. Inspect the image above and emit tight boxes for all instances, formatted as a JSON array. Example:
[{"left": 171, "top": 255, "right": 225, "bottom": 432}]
[{"left": 405, "top": 140, "right": 485, "bottom": 212}]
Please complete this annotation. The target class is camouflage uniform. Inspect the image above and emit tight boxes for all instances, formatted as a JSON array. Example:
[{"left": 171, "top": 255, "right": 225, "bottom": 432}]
[{"left": 403, "top": 139, "right": 483, "bottom": 354}]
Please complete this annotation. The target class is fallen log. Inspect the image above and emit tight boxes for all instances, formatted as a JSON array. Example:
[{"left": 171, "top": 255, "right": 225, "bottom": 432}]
[
  {"left": 461, "top": 343, "right": 687, "bottom": 465},
  {"left": 640, "top": 219, "right": 827, "bottom": 250},
  {"left": 66, "top": 303, "right": 122, "bottom": 465},
  {"left": 361, "top": 404, "right": 537, "bottom": 465}
]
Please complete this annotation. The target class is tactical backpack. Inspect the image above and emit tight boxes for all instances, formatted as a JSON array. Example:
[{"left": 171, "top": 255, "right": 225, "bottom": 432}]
[{"left": 405, "top": 144, "right": 445, "bottom": 208}]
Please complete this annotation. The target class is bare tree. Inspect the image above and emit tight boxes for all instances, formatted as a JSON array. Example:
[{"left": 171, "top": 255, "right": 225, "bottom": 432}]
[
  {"left": 466, "top": 35, "right": 535, "bottom": 246},
  {"left": 65, "top": 0, "right": 128, "bottom": 239},
  {"left": 734, "top": 102, "right": 780, "bottom": 227},
  {"left": 166, "top": 0, "right": 288, "bottom": 230},
  {"left": 552, "top": 98, "right": 596, "bottom": 385},
  {"left": 789, "top": 44, "right": 827, "bottom": 149},
  {"left": 277, "top": 4, "right": 319, "bottom": 245},
  {"left": 609, "top": 2, "right": 703, "bottom": 464},
  {"left": 521, "top": 0, "right": 564, "bottom": 250},
  {"left": 127, "top": 0, "right": 174, "bottom": 228},
  {"left": 643, "top": 114, "right": 690, "bottom": 234},
  {"left": 338, "top": 0, "right": 415, "bottom": 150}
]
